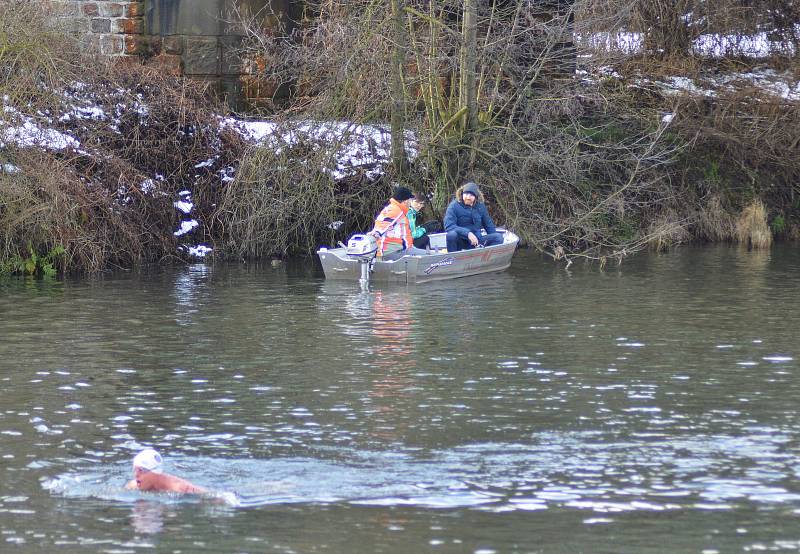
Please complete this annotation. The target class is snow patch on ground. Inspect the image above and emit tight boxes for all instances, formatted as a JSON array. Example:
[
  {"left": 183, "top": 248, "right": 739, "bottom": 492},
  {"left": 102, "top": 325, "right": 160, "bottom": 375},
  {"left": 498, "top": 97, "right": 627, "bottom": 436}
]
[
  {"left": 180, "top": 244, "right": 212, "bottom": 257},
  {"left": 584, "top": 30, "right": 799, "bottom": 58},
  {"left": 174, "top": 219, "right": 199, "bottom": 237},
  {"left": 1, "top": 102, "right": 81, "bottom": 150},
  {"left": 695, "top": 32, "right": 797, "bottom": 58},
  {"left": 719, "top": 69, "right": 800, "bottom": 100},
  {"left": 224, "top": 118, "right": 418, "bottom": 180},
  {"left": 582, "top": 31, "right": 800, "bottom": 102},
  {"left": 662, "top": 76, "right": 716, "bottom": 97},
  {"left": 643, "top": 69, "right": 800, "bottom": 101},
  {"left": 174, "top": 199, "right": 193, "bottom": 214}
]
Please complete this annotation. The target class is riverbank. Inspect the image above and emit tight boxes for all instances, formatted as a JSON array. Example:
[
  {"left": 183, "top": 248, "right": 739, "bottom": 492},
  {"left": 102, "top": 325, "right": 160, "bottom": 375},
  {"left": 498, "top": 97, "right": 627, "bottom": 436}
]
[{"left": 1, "top": 2, "right": 799, "bottom": 275}]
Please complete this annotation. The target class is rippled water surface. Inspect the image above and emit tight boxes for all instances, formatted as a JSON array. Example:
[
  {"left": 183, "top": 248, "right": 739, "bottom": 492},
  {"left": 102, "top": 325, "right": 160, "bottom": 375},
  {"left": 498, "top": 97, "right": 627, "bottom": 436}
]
[{"left": 1, "top": 245, "right": 800, "bottom": 553}]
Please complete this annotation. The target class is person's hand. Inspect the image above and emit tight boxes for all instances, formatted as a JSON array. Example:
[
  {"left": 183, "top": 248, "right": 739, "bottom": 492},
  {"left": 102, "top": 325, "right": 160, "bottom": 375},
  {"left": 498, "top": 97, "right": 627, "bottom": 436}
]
[{"left": 467, "top": 232, "right": 479, "bottom": 246}]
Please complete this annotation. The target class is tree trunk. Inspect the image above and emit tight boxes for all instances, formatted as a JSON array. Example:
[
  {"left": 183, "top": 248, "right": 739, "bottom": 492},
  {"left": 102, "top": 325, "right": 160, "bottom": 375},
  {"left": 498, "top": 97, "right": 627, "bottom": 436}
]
[
  {"left": 389, "top": 0, "right": 407, "bottom": 175},
  {"left": 459, "top": 0, "right": 478, "bottom": 171},
  {"left": 460, "top": 0, "right": 478, "bottom": 136}
]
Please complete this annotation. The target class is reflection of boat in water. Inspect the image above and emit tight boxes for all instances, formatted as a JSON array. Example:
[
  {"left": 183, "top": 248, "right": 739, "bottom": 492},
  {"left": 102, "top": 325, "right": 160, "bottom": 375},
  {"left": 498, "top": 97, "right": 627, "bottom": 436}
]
[{"left": 317, "top": 229, "right": 519, "bottom": 284}]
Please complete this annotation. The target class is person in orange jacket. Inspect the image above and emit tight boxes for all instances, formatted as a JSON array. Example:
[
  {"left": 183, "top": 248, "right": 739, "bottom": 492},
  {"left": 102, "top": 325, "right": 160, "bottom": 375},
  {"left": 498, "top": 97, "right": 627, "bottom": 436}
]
[
  {"left": 125, "top": 448, "right": 207, "bottom": 495},
  {"left": 369, "top": 186, "right": 429, "bottom": 260}
]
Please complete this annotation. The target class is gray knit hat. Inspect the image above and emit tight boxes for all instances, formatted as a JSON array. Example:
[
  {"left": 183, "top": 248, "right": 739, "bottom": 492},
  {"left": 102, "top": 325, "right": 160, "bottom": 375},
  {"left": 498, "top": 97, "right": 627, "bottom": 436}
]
[{"left": 462, "top": 182, "right": 480, "bottom": 196}]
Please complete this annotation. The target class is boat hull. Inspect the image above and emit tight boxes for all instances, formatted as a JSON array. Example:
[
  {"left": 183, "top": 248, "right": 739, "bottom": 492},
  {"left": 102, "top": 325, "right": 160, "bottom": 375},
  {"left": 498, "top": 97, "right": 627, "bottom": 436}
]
[{"left": 317, "top": 230, "right": 519, "bottom": 284}]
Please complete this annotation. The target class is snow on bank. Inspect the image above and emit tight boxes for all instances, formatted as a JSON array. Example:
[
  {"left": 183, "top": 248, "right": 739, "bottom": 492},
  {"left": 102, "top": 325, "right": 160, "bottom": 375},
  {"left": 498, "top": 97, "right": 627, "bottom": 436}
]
[
  {"left": 584, "top": 28, "right": 800, "bottom": 59},
  {"left": 579, "top": 64, "right": 800, "bottom": 104},
  {"left": 647, "top": 68, "right": 800, "bottom": 101},
  {"left": 580, "top": 30, "right": 800, "bottom": 102},
  {"left": 173, "top": 190, "right": 199, "bottom": 242},
  {"left": 180, "top": 244, "right": 212, "bottom": 257},
  {"left": 716, "top": 70, "right": 800, "bottom": 101},
  {"left": 695, "top": 31, "right": 799, "bottom": 59},
  {"left": 1, "top": 100, "right": 81, "bottom": 151},
  {"left": 223, "top": 118, "right": 417, "bottom": 180}
]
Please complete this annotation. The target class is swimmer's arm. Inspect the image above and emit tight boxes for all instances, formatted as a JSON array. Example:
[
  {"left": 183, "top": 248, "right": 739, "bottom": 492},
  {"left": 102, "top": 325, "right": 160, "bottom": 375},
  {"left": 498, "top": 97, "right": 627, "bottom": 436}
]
[
  {"left": 125, "top": 479, "right": 138, "bottom": 490},
  {"left": 179, "top": 482, "right": 208, "bottom": 494},
  {"left": 163, "top": 475, "right": 207, "bottom": 494}
]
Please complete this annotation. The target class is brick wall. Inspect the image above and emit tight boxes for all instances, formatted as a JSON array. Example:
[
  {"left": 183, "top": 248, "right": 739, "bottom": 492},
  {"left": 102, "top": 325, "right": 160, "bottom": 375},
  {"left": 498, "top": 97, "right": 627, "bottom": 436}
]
[{"left": 48, "top": 1, "right": 144, "bottom": 56}]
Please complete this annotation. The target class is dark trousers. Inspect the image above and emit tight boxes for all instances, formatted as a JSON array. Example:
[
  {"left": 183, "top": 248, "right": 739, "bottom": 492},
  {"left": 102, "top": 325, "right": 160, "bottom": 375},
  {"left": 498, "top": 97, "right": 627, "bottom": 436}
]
[
  {"left": 446, "top": 231, "right": 503, "bottom": 252},
  {"left": 413, "top": 234, "right": 430, "bottom": 250}
]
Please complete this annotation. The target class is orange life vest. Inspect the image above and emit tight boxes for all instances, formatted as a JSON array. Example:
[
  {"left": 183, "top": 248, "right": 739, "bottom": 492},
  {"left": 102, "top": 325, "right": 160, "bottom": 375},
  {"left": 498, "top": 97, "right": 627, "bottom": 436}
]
[{"left": 371, "top": 199, "right": 413, "bottom": 256}]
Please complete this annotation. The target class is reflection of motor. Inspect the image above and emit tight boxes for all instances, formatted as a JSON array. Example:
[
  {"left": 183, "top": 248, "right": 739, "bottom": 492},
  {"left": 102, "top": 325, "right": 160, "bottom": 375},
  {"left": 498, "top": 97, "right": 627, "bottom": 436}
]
[
  {"left": 345, "top": 234, "right": 378, "bottom": 262},
  {"left": 345, "top": 234, "right": 378, "bottom": 289}
]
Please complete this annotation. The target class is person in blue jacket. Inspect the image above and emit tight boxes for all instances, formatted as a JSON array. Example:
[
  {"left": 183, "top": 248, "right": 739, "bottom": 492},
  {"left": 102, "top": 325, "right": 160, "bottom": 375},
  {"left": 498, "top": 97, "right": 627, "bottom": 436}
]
[{"left": 443, "top": 181, "right": 504, "bottom": 252}]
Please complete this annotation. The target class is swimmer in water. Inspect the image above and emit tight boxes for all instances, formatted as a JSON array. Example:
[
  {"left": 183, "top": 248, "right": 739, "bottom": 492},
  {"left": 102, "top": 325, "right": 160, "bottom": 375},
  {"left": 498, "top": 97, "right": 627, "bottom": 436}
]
[{"left": 125, "top": 448, "right": 207, "bottom": 494}]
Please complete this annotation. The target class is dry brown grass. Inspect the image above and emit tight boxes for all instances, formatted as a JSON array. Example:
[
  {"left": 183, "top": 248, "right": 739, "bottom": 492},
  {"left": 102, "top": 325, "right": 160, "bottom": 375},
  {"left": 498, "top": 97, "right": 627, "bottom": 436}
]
[
  {"left": 735, "top": 198, "right": 773, "bottom": 249},
  {"left": 672, "top": 90, "right": 800, "bottom": 182},
  {"left": 0, "top": 0, "right": 88, "bottom": 106},
  {"left": 646, "top": 209, "right": 692, "bottom": 251},
  {"left": 697, "top": 193, "right": 736, "bottom": 242}
]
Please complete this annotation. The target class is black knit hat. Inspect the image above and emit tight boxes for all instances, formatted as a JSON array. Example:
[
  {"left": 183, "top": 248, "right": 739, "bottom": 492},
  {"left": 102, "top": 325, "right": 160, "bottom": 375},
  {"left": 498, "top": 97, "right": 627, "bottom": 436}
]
[{"left": 392, "top": 186, "right": 415, "bottom": 202}]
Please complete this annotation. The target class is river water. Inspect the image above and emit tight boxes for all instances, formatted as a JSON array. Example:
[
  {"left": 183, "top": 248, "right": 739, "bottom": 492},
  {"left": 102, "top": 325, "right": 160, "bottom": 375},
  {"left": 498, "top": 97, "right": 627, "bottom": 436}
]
[{"left": 1, "top": 245, "right": 799, "bottom": 553}]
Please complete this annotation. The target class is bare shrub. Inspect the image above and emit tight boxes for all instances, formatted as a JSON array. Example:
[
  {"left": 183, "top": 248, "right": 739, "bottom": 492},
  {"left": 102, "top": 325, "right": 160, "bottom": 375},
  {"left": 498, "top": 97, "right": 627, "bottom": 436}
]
[
  {"left": 217, "top": 124, "right": 392, "bottom": 257},
  {"left": 66, "top": 64, "right": 249, "bottom": 247},
  {"left": 0, "top": 150, "right": 154, "bottom": 272},
  {"left": 630, "top": 0, "right": 698, "bottom": 57}
]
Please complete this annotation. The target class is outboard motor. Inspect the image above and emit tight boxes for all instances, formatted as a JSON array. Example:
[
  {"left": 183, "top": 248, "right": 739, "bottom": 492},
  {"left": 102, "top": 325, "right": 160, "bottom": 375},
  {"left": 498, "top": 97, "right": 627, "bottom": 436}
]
[
  {"left": 345, "top": 234, "right": 378, "bottom": 289},
  {"left": 345, "top": 234, "right": 378, "bottom": 261}
]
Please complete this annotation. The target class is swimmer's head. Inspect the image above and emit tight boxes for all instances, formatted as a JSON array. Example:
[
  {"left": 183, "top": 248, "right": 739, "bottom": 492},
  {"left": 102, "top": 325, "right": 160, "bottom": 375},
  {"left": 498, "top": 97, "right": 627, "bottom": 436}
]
[{"left": 132, "top": 448, "right": 162, "bottom": 473}]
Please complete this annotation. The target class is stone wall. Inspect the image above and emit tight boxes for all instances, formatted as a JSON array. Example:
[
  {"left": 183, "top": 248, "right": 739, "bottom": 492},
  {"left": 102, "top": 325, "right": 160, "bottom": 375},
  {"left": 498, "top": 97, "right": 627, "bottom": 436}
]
[
  {"left": 142, "top": 0, "right": 295, "bottom": 104},
  {"left": 48, "top": 0, "right": 295, "bottom": 107},
  {"left": 48, "top": 1, "right": 145, "bottom": 56}
]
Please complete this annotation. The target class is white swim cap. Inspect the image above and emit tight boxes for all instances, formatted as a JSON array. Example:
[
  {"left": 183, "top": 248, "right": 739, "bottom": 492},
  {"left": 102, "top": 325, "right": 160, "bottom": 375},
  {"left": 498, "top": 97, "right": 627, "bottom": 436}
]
[{"left": 132, "top": 448, "right": 163, "bottom": 471}]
